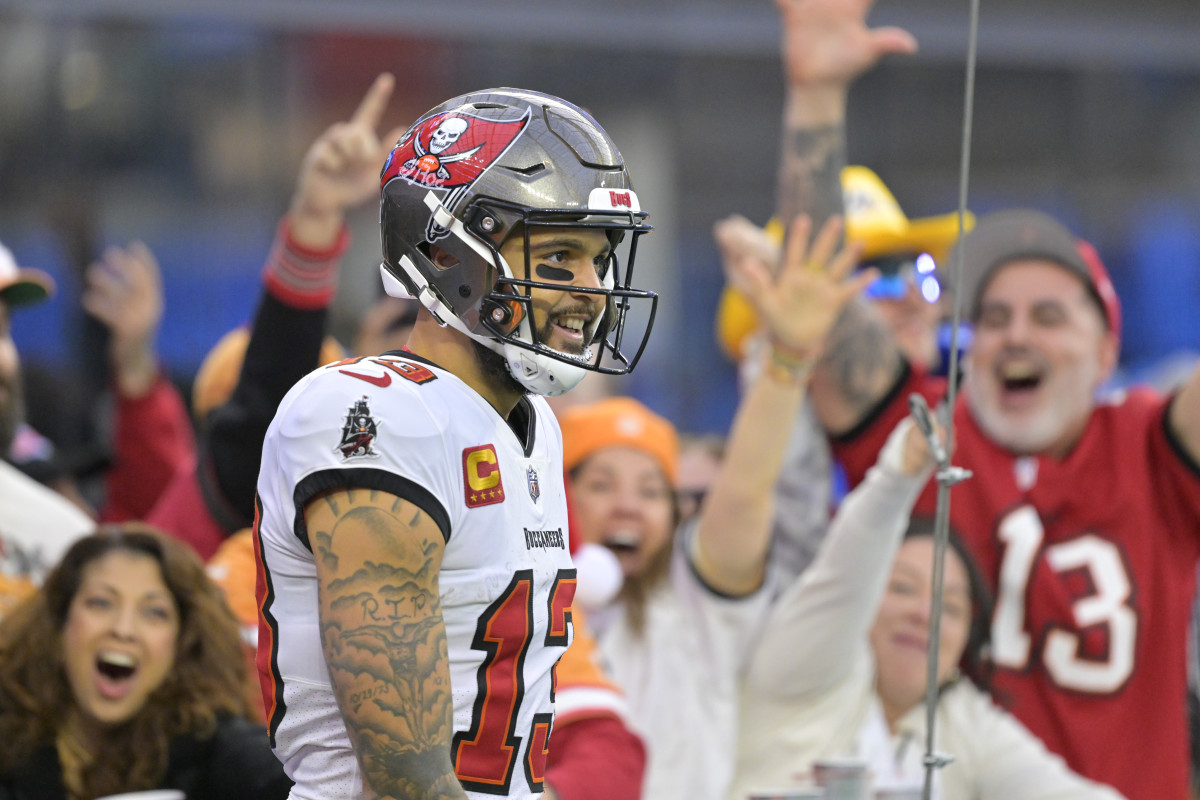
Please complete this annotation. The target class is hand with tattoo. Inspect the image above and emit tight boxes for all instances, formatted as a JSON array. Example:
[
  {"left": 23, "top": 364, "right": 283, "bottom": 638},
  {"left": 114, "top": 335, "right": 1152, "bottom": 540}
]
[{"left": 773, "top": 0, "right": 917, "bottom": 228}]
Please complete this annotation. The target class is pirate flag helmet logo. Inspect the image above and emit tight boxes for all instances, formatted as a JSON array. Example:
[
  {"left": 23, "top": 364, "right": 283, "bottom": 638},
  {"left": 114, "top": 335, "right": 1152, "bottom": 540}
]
[
  {"left": 382, "top": 110, "right": 530, "bottom": 194},
  {"left": 379, "top": 88, "right": 659, "bottom": 399}
]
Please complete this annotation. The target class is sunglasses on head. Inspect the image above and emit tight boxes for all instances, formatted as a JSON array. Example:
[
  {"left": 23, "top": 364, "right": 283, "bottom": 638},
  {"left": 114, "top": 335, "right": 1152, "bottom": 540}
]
[{"left": 858, "top": 252, "right": 942, "bottom": 303}]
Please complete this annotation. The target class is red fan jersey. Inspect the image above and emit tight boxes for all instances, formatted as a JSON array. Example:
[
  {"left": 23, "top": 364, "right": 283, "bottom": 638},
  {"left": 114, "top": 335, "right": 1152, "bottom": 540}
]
[{"left": 832, "top": 364, "right": 1200, "bottom": 800}]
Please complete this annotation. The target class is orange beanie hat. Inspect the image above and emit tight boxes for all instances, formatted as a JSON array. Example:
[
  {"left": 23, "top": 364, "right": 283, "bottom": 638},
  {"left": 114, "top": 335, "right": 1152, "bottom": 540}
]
[{"left": 559, "top": 397, "right": 679, "bottom": 486}]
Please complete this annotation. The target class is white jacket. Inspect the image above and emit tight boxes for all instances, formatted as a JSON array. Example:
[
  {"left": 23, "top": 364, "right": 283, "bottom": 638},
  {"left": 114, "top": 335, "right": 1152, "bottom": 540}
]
[{"left": 730, "top": 424, "right": 1126, "bottom": 800}]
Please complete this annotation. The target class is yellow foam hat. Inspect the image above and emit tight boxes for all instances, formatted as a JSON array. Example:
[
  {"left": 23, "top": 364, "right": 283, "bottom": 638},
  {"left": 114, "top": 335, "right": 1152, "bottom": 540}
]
[
  {"left": 716, "top": 166, "right": 974, "bottom": 361},
  {"left": 841, "top": 166, "right": 971, "bottom": 263}
]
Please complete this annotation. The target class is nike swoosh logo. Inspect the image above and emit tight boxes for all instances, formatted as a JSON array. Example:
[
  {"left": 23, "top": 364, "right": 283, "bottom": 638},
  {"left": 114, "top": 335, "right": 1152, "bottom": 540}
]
[{"left": 339, "top": 370, "right": 392, "bottom": 388}]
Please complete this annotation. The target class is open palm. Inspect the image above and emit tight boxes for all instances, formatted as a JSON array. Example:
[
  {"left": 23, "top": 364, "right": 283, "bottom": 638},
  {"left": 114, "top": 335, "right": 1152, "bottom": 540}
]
[
  {"left": 776, "top": 0, "right": 917, "bottom": 87},
  {"left": 725, "top": 214, "right": 875, "bottom": 354}
]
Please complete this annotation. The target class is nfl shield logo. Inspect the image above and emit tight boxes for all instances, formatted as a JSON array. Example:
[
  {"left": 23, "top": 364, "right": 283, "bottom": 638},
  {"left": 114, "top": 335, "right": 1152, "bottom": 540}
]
[{"left": 526, "top": 465, "right": 540, "bottom": 503}]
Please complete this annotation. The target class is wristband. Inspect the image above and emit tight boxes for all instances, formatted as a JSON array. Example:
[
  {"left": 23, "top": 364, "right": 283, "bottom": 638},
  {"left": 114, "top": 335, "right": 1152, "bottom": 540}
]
[{"left": 763, "top": 342, "right": 817, "bottom": 386}]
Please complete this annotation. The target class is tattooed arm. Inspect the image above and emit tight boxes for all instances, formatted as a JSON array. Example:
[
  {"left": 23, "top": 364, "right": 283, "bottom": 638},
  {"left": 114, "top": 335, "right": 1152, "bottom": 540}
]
[
  {"left": 773, "top": 0, "right": 916, "bottom": 230},
  {"left": 773, "top": 0, "right": 918, "bottom": 434},
  {"left": 307, "top": 487, "right": 468, "bottom": 800},
  {"left": 806, "top": 300, "right": 906, "bottom": 434}
]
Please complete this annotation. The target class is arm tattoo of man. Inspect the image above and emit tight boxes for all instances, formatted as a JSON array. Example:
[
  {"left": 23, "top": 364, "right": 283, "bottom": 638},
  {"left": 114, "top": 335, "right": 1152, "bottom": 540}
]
[
  {"left": 315, "top": 502, "right": 466, "bottom": 799},
  {"left": 823, "top": 300, "right": 904, "bottom": 417},
  {"left": 777, "top": 122, "right": 846, "bottom": 233}
]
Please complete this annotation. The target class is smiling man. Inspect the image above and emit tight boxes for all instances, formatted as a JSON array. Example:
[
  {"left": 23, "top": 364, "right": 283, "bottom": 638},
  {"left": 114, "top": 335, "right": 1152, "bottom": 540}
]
[
  {"left": 499, "top": 229, "right": 610, "bottom": 355},
  {"left": 959, "top": 212, "right": 1123, "bottom": 459},
  {"left": 253, "top": 87, "right": 656, "bottom": 800},
  {"left": 824, "top": 209, "right": 1200, "bottom": 800}
]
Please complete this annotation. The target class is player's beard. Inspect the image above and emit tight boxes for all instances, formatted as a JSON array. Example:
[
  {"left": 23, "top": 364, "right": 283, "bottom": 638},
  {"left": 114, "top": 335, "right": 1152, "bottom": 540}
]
[
  {"left": 470, "top": 308, "right": 597, "bottom": 398},
  {"left": 470, "top": 339, "right": 527, "bottom": 397},
  {"left": 539, "top": 303, "right": 597, "bottom": 360}
]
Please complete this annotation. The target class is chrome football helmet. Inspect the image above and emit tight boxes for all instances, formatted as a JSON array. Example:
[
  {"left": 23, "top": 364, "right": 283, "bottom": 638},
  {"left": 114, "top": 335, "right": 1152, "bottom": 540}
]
[{"left": 379, "top": 88, "right": 657, "bottom": 396}]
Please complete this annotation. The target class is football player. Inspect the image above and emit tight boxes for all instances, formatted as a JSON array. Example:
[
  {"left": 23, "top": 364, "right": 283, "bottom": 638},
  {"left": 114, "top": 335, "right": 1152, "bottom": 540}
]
[{"left": 253, "top": 86, "right": 656, "bottom": 799}]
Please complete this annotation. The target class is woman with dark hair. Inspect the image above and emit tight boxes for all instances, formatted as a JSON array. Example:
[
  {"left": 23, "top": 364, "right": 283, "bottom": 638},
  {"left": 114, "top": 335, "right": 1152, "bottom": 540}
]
[
  {"left": 729, "top": 419, "right": 1125, "bottom": 800},
  {"left": 886, "top": 514, "right": 995, "bottom": 692},
  {"left": 0, "top": 523, "right": 291, "bottom": 800}
]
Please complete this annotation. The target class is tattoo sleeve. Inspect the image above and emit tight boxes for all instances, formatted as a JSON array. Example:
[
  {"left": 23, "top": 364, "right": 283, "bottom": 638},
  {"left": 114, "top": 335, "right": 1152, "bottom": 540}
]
[
  {"left": 812, "top": 299, "right": 905, "bottom": 434},
  {"left": 308, "top": 488, "right": 468, "bottom": 800},
  {"left": 775, "top": 103, "right": 902, "bottom": 433},
  {"left": 776, "top": 121, "right": 846, "bottom": 235}
]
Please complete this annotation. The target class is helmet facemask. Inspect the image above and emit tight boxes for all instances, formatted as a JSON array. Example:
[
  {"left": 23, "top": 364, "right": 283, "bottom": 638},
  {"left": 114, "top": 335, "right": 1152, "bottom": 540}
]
[
  {"left": 379, "top": 88, "right": 658, "bottom": 396},
  {"left": 482, "top": 200, "right": 655, "bottom": 375}
]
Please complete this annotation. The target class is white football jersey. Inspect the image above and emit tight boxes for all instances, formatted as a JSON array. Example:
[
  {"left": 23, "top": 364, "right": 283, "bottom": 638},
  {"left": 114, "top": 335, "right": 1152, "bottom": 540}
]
[{"left": 254, "top": 352, "right": 575, "bottom": 800}]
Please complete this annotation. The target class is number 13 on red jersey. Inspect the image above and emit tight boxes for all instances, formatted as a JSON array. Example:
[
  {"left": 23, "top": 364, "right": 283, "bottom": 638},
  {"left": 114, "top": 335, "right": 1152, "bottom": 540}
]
[{"left": 991, "top": 505, "right": 1137, "bottom": 694}]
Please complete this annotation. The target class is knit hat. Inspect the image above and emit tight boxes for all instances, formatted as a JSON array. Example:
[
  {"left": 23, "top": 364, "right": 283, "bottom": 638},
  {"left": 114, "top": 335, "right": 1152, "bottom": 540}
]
[{"left": 559, "top": 397, "right": 679, "bottom": 486}]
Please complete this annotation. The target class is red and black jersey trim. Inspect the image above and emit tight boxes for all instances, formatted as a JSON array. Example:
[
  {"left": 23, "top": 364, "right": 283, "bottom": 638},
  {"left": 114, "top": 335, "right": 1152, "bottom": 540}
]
[
  {"left": 830, "top": 359, "right": 920, "bottom": 444},
  {"left": 292, "top": 467, "right": 451, "bottom": 545},
  {"left": 386, "top": 349, "right": 540, "bottom": 455},
  {"left": 452, "top": 570, "right": 535, "bottom": 794},
  {"left": 251, "top": 494, "right": 287, "bottom": 748}
]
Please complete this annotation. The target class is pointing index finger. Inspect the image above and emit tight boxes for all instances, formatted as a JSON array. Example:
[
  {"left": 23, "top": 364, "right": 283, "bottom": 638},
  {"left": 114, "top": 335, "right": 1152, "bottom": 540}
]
[{"left": 350, "top": 73, "right": 395, "bottom": 131}]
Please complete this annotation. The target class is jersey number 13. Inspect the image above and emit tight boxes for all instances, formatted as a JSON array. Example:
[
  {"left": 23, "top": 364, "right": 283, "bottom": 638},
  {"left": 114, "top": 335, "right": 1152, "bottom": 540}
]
[
  {"left": 453, "top": 569, "right": 576, "bottom": 795},
  {"left": 991, "top": 505, "right": 1137, "bottom": 694}
]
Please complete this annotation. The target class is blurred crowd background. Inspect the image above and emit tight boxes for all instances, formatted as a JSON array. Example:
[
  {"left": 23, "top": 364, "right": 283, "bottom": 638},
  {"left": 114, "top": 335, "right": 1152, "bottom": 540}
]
[{"left": 3, "top": 0, "right": 1200, "bottom": 452}]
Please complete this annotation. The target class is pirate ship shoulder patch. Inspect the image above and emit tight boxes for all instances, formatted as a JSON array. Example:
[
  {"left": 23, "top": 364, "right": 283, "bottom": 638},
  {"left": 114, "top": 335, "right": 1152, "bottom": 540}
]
[{"left": 335, "top": 396, "right": 381, "bottom": 460}]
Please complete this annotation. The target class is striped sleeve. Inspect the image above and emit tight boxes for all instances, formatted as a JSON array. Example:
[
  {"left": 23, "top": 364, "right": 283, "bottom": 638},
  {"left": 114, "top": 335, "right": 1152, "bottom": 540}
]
[{"left": 261, "top": 217, "right": 350, "bottom": 310}]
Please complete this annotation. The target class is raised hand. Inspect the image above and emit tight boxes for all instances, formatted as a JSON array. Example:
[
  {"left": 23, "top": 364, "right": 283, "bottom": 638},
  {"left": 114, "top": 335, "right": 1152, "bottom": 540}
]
[
  {"left": 897, "top": 414, "right": 945, "bottom": 477},
  {"left": 724, "top": 214, "right": 874, "bottom": 358},
  {"left": 776, "top": 0, "right": 918, "bottom": 89},
  {"left": 82, "top": 241, "right": 164, "bottom": 397},
  {"left": 713, "top": 214, "right": 782, "bottom": 280},
  {"left": 289, "top": 72, "right": 406, "bottom": 248}
]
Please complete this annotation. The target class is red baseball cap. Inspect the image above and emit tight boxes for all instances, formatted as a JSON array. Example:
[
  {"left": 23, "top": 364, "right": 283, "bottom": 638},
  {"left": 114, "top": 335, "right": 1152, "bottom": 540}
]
[{"left": 955, "top": 209, "right": 1121, "bottom": 342}]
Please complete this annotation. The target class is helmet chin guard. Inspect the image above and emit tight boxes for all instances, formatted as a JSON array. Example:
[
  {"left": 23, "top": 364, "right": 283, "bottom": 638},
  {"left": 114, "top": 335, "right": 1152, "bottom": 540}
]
[
  {"left": 500, "top": 329, "right": 590, "bottom": 397},
  {"left": 379, "top": 88, "right": 657, "bottom": 396},
  {"left": 383, "top": 191, "right": 597, "bottom": 396}
]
